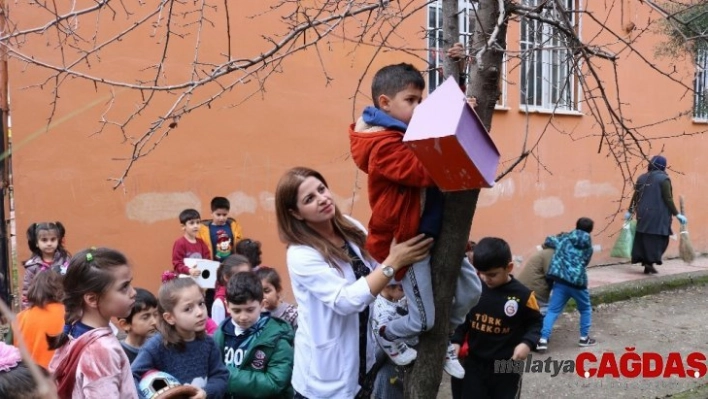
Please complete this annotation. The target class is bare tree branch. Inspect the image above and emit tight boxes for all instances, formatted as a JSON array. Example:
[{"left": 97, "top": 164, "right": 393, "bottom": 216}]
[{"left": 474, "top": 0, "right": 505, "bottom": 67}]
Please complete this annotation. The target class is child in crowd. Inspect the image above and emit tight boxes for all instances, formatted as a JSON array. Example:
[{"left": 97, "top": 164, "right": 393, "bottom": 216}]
[
  {"left": 198, "top": 196, "right": 243, "bottom": 262},
  {"left": 197, "top": 197, "right": 243, "bottom": 316},
  {"left": 235, "top": 238, "right": 262, "bottom": 268},
  {"left": 22, "top": 222, "right": 71, "bottom": 308},
  {"left": 48, "top": 247, "right": 138, "bottom": 399},
  {"left": 254, "top": 266, "right": 298, "bottom": 330},
  {"left": 132, "top": 277, "right": 229, "bottom": 399},
  {"left": 537, "top": 217, "right": 597, "bottom": 352},
  {"left": 452, "top": 237, "right": 542, "bottom": 399},
  {"left": 172, "top": 209, "right": 210, "bottom": 278},
  {"left": 117, "top": 288, "right": 159, "bottom": 364},
  {"left": 14, "top": 270, "right": 64, "bottom": 368},
  {"left": 349, "top": 62, "right": 482, "bottom": 377},
  {"left": 0, "top": 342, "right": 53, "bottom": 399},
  {"left": 373, "top": 281, "right": 414, "bottom": 365},
  {"left": 159, "top": 271, "right": 220, "bottom": 336},
  {"left": 213, "top": 271, "right": 294, "bottom": 399},
  {"left": 372, "top": 281, "right": 411, "bottom": 399},
  {"left": 212, "top": 254, "right": 252, "bottom": 326},
  {"left": 516, "top": 245, "right": 555, "bottom": 316}
]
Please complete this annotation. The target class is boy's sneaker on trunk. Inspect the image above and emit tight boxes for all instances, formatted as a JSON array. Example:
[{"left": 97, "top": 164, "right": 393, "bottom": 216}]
[
  {"left": 377, "top": 326, "right": 417, "bottom": 366},
  {"left": 443, "top": 343, "right": 465, "bottom": 379},
  {"left": 384, "top": 341, "right": 417, "bottom": 366},
  {"left": 578, "top": 337, "right": 597, "bottom": 347}
]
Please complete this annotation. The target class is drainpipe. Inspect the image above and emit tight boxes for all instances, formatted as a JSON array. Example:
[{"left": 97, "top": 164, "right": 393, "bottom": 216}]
[{"left": 0, "top": 0, "right": 12, "bottom": 310}]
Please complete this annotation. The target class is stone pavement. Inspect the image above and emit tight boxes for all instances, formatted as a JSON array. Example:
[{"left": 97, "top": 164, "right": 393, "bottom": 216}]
[
  {"left": 587, "top": 256, "right": 708, "bottom": 288},
  {"left": 586, "top": 256, "right": 708, "bottom": 290},
  {"left": 435, "top": 256, "right": 708, "bottom": 399}
]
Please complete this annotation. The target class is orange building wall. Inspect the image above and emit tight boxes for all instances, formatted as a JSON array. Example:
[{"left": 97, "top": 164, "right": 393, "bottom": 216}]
[{"left": 7, "top": 1, "right": 708, "bottom": 299}]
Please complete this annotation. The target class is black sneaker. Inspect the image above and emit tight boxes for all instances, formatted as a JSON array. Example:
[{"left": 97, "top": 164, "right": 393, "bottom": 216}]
[
  {"left": 536, "top": 339, "right": 548, "bottom": 353},
  {"left": 578, "top": 337, "right": 597, "bottom": 347}
]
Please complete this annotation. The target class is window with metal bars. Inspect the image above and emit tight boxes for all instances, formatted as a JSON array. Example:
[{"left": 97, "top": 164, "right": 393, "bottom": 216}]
[
  {"left": 426, "top": 0, "right": 475, "bottom": 92},
  {"left": 519, "top": 0, "right": 580, "bottom": 112},
  {"left": 425, "top": 0, "right": 507, "bottom": 107},
  {"left": 694, "top": 46, "right": 708, "bottom": 121}
]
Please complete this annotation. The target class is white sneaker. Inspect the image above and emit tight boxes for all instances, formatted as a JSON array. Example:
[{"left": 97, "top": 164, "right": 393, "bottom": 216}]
[
  {"left": 377, "top": 333, "right": 417, "bottom": 366},
  {"left": 444, "top": 343, "right": 465, "bottom": 379},
  {"left": 387, "top": 341, "right": 417, "bottom": 366}
]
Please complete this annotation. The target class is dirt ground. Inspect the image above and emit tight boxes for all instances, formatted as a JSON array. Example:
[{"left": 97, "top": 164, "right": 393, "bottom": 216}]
[{"left": 436, "top": 284, "right": 708, "bottom": 399}]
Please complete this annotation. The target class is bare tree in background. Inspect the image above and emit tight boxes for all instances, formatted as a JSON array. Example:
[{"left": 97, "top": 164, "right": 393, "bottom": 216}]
[
  {"left": 1, "top": 0, "right": 436, "bottom": 188},
  {"left": 407, "top": 0, "right": 708, "bottom": 396},
  {"left": 0, "top": 0, "right": 704, "bottom": 187},
  {"left": 1, "top": 1, "right": 707, "bottom": 397}
]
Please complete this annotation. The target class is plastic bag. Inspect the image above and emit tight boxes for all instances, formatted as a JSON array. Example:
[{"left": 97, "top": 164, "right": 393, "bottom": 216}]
[{"left": 610, "top": 220, "right": 636, "bottom": 258}]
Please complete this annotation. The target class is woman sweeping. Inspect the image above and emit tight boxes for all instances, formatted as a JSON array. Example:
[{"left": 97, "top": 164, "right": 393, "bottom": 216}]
[{"left": 625, "top": 155, "right": 687, "bottom": 274}]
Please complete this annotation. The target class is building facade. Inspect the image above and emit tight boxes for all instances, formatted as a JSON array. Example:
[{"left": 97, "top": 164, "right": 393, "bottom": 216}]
[{"left": 7, "top": 0, "right": 707, "bottom": 295}]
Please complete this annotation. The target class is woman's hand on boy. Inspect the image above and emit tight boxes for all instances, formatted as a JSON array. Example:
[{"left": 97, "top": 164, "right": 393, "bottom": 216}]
[
  {"left": 189, "top": 388, "right": 207, "bottom": 399},
  {"left": 386, "top": 235, "right": 434, "bottom": 271}
]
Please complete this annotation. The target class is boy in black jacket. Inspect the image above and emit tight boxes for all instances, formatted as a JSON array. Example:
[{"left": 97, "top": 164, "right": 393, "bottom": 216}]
[{"left": 451, "top": 237, "right": 542, "bottom": 399}]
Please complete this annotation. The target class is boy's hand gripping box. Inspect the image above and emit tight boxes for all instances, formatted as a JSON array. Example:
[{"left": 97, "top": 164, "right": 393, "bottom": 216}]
[{"left": 403, "top": 77, "right": 500, "bottom": 191}]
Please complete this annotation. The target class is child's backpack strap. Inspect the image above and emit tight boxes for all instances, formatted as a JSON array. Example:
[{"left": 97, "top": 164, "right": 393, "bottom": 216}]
[{"left": 54, "top": 329, "right": 112, "bottom": 398}]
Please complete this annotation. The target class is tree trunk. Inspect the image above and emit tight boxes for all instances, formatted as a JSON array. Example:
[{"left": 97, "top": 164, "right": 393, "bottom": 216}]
[
  {"left": 405, "top": 0, "right": 507, "bottom": 397},
  {"left": 468, "top": 0, "right": 509, "bottom": 131}
]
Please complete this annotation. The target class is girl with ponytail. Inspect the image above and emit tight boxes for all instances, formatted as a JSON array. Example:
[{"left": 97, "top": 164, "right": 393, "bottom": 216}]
[{"left": 47, "top": 247, "right": 138, "bottom": 399}]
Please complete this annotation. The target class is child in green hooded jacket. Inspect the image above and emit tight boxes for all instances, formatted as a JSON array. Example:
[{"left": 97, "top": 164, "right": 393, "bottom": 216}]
[{"left": 213, "top": 271, "right": 294, "bottom": 399}]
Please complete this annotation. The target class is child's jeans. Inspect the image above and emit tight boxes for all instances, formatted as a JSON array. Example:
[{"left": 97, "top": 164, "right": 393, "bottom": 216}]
[
  {"left": 384, "top": 256, "right": 482, "bottom": 340},
  {"left": 541, "top": 283, "right": 592, "bottom": 339}
]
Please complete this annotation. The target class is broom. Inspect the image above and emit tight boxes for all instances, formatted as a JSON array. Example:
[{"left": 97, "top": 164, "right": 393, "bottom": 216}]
[{"left": 679, "top": 196, "right": 696, "bottom": 263}]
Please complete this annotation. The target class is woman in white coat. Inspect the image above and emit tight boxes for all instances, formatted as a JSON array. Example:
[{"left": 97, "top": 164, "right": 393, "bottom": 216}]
[{"left": 275, "top": 167, "right": 433, "bottom": 399}]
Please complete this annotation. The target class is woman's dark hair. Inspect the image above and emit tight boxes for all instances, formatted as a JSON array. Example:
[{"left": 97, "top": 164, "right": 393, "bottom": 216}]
[
  {"left": 216, "top": 254, "right": 251, "bottom": 286},
  {"left": 275, "top": 167, "right": 369, "bottom": 270},
  {"left": 26, "top": 270, "right": 63, "bottom": 309},
  {"left": 26, "top": 222, "right": 69, "bottom": 259},
  {"left": 235, "top": 238, "right": 262, "bottom": 268},
  {"left": 0, "top": 361, "right": 50, "bottom": 399},
  {"left": 255, "top": 266, "right": 283, "bottom": 293},
  {"left": 47, "top": 247, "right": 130, "bottom": 350},
  {"left": 158, "top": 277, "right": 205, "bottom": 350}
]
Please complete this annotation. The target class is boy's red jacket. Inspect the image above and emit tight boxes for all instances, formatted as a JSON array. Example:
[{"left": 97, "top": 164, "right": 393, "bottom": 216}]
[{"left": 349, "top": 119, "right": 436, "bottom": 277}]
